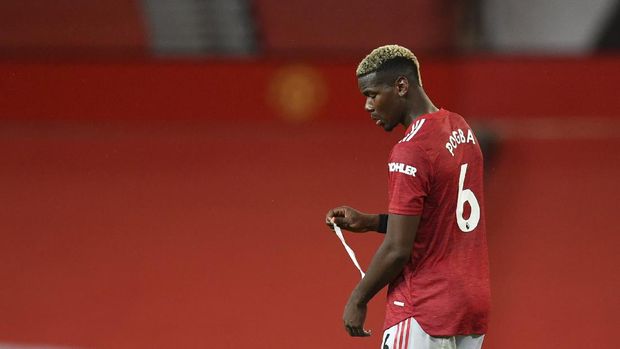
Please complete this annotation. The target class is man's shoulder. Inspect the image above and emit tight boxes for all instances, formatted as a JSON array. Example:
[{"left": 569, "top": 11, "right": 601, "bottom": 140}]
[
  {"left": 393, "top": 119, "right": 440, "bottom": 153},
  {"left": 398, "top": 117, "right": 429, "bottom": 144},
  {"left": 389, "top": 137, "right": 430, "bottom": 167},
  {"left": 392, "top": 110, "right": 474, "bottom": 164},
  {"left": 397, "top": 109, "right": 461, "bottom": 144}
]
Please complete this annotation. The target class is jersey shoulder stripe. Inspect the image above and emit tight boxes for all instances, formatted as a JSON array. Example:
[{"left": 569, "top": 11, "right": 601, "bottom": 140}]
[{"left": 399, "top": 118, "right": 426, "bottom": 143}]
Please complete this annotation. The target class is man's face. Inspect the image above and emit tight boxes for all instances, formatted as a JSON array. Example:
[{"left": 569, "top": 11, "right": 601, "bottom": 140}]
[{"left": 357, "top": 72, "right": 402, "bottom": 132}]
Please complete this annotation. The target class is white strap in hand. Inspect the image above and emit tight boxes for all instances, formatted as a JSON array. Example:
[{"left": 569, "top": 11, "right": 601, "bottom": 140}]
[{"left": 333, "top": 223, "right": 365, "bottom": 279}]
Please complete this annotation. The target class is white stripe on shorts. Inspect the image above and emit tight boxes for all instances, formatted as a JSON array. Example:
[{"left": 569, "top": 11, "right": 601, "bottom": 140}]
[{"left": 381, "top": 317, "right": 484, "bottom": 349}]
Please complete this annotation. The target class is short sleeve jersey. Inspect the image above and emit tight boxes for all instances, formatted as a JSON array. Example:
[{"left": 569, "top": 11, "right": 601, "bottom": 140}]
[{"left": 384, "top": 109, "right": 490, "bottom": 336}]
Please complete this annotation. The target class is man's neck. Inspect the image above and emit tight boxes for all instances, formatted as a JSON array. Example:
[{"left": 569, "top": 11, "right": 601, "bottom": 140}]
[{"left": 401, "top": 91, "right": 438, "bottom": 129}]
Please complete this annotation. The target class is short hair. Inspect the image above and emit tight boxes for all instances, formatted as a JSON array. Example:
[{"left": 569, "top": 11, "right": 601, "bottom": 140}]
[{"left": 356, "top": 44, "right": 422, "bottom": 86}]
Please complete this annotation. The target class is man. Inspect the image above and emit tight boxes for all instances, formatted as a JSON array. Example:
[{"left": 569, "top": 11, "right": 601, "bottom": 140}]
[{"left": 325, "top": 45, "right": 490, "bottom": 349}]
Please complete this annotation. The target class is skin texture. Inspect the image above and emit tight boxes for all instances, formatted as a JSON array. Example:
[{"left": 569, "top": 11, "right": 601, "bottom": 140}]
[
  {"left": 324, "top": 206, "right": 379, "bottom": 233},
  {"left": 357, "top": 71, "right": 438, "bottom": 131},
  {"left": 325, "top": 70, "right": 438, "bottom": 337}
]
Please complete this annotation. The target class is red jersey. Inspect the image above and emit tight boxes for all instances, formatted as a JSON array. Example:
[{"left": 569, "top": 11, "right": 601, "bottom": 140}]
[{"left": 384, "top": 109, "right": 490, "bottom": 336}]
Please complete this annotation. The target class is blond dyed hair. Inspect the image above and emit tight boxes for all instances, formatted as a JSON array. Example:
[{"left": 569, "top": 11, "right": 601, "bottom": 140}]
[{"left": 356, "top": 44, "right": 422, "bottom": 86}]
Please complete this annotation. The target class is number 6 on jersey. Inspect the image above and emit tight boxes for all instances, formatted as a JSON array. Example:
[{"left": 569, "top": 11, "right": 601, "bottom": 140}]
[{"left": 456, "top": 163, "right": 480, "bottom": 232}]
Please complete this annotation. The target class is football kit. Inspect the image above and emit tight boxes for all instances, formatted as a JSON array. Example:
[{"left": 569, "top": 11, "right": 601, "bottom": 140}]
[{"left": 382, "top": 109, "right": 491, "bottom": 345}]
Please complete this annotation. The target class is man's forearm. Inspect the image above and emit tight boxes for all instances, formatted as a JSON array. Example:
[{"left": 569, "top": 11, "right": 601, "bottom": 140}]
[
  {"left": 348, "top": 241, "right": 409, "bottom": 305},
  {"left": 362, "top": 213, "right": 388, "bottom": 233},
  {"left": 348, "top": 214, "right": 419, "bottom": 306}
]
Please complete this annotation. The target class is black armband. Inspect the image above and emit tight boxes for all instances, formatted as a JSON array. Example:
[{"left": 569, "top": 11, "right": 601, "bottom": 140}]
[{"left": 377, "top": 214, "right": 389, "bottom": 234}]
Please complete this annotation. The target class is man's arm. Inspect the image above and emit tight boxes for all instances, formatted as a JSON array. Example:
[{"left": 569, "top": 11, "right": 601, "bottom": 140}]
[
  {"left": 342, "top": 214, "right": 420, "bottom": 337},
  {"left": 325, "top": 206, "right": 388, "bottom": 233}
]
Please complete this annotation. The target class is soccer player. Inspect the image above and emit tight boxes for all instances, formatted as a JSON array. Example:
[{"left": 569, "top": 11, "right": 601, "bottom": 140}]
[{"left": 325, "top": 45, "right": 490, "bottom": 349}]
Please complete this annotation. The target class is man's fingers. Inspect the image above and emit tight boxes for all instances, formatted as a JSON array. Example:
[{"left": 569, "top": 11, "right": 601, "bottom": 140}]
[
  {"left": 325, "top": 216, "right": 335, "bottom": 230},
  {"left": 345, "top": 325, "right": 358, "bottom": 337},
  {"left": 325, "top": 214, "right": 350, "bottom": 230},
  {"left": 353, "top": 328, "right": 371, "bottom": 337},
  {"left": 327, "top": 207, "right": 345, "bottom": 218},
  {"left": 346, "top": 326, "right": 371, "bottom": 337},
  {"left": 326, "top": 207, "right": 346, "bottom": 230},
  {"left": 331, "top": 216, "right": 349, "bottom": 228}
]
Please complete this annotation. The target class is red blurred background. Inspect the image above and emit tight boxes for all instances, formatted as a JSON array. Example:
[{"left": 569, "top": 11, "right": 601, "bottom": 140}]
[{"left": 1, "top": 1, "right": 619, "bottom": 348}]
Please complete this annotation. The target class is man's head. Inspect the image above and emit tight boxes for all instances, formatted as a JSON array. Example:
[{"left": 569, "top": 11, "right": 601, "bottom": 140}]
[{"left": 356, "top": 45, "right": 422, "bottom": 131}]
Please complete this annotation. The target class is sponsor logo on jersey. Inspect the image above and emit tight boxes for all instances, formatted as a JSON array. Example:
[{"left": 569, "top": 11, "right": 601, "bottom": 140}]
[{"left": 388, "top": 162, "right": 417, "bottom": 177}]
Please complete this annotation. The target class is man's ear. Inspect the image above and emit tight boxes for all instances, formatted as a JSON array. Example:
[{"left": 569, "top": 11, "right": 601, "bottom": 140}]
[{"left": 395, "top": 76, "right": 409, "bottom": 96}]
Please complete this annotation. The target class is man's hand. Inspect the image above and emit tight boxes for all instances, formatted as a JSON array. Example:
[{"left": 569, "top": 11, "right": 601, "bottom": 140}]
[
  {"left": 343, "top": 297, "right": 371, "bottom": 337},
  {"left": 325, "top": 206, "right": 378, "bottom": 233},
  {"left": 339, "top": 214, "right": 420, "bottom": 338}
]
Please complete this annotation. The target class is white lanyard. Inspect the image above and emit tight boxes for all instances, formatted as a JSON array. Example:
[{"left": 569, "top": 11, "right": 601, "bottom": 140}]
[{"left": 333, "top": 224, "right": 365, "bottom": 279}]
